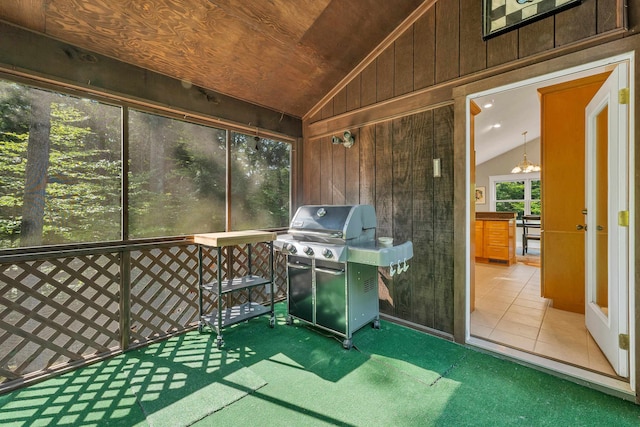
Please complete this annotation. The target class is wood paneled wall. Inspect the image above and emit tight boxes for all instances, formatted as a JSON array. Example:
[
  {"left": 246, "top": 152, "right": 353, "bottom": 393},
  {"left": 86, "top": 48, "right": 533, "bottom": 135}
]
[
  {"left": 302, "top": 106, "right": 454, "bottom": 333},
  {"left": 301, "top": 0, "right": 627, "bottom": 336},
  {"left": 309, "top": 0, "right": 623, "bottom": 124}
]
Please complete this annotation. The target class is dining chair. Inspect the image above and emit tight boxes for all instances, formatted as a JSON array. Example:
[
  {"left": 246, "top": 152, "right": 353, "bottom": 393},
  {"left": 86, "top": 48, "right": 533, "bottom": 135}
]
[{"left": 522, "top": 215, "right": 541, "bottom": 255}]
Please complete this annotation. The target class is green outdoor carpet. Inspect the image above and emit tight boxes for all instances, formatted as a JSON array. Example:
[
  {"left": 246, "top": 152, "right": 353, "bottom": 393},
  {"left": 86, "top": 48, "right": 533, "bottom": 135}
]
[
  {"left": 2, "top": 302, "right": 640, "bottom": 426},
  {"left": 0, "top": 334, "right": 266, "bottom": 427},
  {"left": 125, "top": 341, "right": 266, "bottom": 427}
]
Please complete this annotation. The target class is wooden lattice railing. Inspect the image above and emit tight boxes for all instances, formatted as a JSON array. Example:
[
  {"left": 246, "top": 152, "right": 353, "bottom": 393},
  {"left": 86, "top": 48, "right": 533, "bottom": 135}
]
[{"left": 0, "top": 239, "right": 287, "bottom": 394}]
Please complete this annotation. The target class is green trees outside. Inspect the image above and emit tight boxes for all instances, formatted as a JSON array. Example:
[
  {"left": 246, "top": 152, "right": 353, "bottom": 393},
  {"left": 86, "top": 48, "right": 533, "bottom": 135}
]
[
  {"left": 0, "top": 80, "right": 291, "bottom": 249},
  {"left": 530, "top": 179, "right": 541, "bottom": 214},
  {"left": 0, "top": 82, "right": 30, "bottom": 247},
  {"left": 21, "top": 89, "right": 52, "bottom": 247},
  {"left": 495, "top": 179, "right": 541, "bottom": 219},
  {"left": 231, "top": 132, "right": 290, "bottom": 230},
  {"left": 495, "top": 180, "right": 525, "bottom": 218},
  {"left": 0, "top": 83, "right": 121, "bottom": 248},
  {"left": 127, "top": 112, "right": 291, "bottom": 238},
  {"left": 127, "top": 110, "right": 228, "bottom": 238}
]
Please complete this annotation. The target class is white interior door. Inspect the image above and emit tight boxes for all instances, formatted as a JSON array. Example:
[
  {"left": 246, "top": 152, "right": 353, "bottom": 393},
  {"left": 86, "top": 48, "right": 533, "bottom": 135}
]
[{"left": 584, "top": 63, "right": 629, "bottom": 377}]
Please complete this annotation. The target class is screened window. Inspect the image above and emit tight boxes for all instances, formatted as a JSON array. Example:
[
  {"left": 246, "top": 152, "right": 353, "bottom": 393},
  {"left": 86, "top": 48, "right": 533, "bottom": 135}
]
[
  {"left": 490, "top": 174, "right": 541, "bottom": 220},
  {"left": 0, "top": 81, "right": 122, "bottom": 249},
  {"left": 230, "top": 132, "right": 290, "bottom": 230},
  {"left": 0, "top": 78, "right": 292, "bottom": 250},
  {"left": 128, "top": 110, "right": 227, "bottom": 238}
]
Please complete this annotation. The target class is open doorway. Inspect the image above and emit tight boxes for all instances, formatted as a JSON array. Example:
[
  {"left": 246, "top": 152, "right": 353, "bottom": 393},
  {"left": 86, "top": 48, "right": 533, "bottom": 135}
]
[{"left": 466, "top": 53, "right": 634, "bottom": 392}]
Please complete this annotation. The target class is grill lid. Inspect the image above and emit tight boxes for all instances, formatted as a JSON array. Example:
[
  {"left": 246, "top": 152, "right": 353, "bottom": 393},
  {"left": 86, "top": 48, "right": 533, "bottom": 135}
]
[{"left": 288, "top": 205, "right": 376, "bottom": 243}]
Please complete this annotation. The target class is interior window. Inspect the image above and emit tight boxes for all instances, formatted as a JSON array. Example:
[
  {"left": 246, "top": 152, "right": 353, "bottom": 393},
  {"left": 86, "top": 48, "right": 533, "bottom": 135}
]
[{"left": 491, "top": 176, "right": 541, "bottom": 220}]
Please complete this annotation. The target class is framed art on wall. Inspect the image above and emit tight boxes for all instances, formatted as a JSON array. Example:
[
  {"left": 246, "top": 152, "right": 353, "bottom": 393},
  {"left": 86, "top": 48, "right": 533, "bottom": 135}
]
[
  {"left": 483, "top": 0, "right": 582, "bottom": 40},
  {"left": 475, "top": 186, "right": 486, "bottom": 205}
]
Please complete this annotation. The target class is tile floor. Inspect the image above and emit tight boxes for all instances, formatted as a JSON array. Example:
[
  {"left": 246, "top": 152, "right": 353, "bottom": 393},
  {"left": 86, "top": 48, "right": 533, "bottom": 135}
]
[{"left": 471, "top": 260, "right": 617, "bottom": 377}]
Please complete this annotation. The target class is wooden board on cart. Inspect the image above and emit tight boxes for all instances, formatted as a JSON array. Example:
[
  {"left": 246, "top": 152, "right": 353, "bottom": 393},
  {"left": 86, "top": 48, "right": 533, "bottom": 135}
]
[{"left": 194, "top": 230, "right": 277, "bottom": 247}]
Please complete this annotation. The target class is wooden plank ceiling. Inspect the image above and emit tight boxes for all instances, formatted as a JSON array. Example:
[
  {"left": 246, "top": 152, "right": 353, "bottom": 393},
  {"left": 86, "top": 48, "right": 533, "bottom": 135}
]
[{"left": 0, "top": 0, "right": 425, "bottom": 118}]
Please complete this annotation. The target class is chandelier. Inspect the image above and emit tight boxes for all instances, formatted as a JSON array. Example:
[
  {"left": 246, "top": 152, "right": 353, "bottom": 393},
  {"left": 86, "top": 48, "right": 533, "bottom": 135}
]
[{"left": 511, "top": 131, "right": 540, "bottom": 174}]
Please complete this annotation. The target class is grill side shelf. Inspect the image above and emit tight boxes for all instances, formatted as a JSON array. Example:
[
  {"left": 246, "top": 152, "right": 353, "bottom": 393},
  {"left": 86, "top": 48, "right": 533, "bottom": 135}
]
[{"left": 202, "top": 275, "right": 271, "bottom": 295}]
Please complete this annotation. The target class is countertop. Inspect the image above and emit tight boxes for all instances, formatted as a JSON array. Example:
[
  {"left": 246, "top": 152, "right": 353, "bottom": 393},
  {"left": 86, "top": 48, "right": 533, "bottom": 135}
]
[
  {"left": 194, "top": 230, "right": 277, "bottom": 247},
  {"left": 476, "top": 212, "right": 517, "bottom": 221}
]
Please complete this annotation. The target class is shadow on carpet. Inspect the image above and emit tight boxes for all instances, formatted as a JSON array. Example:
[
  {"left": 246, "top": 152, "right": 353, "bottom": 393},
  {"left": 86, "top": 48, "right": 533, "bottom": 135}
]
[
  {"left": 4, "top": 304, "right": 640, "bottom": 426},
  {"left": 124, "top": 335, "right": 267, "bottom": 427},
  {"left": 0, "top": 333, "right": 266, "bottom": 427},
  {"left": 199, "top": 306, "right": 640, "bottom": 426}
]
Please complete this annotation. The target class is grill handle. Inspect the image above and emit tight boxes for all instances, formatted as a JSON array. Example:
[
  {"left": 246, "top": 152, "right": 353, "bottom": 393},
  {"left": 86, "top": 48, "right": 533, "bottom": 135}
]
[
  {"left": 315, "top": 266, "right": 345, "bottom": 275},
  {"left": 289, "top": 230, "right": 343, "bottom": 239},
  {"left": 287, "top": 263, "right": 311, "bottom": 270}
]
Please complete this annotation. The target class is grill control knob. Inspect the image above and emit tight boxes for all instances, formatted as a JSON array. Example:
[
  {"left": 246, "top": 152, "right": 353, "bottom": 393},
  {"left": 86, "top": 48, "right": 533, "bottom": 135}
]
[
  {"left": 322, "top": 248, "right": 333, "bottom": 259},
  {"left": 303, "top": 246, "right": 314, "bottom": 256},
  {"left": 285, "top": 243, "right": 297, "bottom": 254}
]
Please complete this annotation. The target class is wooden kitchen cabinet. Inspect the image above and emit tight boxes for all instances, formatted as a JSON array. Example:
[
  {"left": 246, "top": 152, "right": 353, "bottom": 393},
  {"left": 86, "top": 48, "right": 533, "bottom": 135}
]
[{"left": 475, "top": 213, "right": 516, "bottom": 266}]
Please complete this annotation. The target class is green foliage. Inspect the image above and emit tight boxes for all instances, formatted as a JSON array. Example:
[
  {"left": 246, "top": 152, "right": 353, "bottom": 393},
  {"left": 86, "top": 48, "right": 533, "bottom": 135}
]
[
  {"left": 496, "top": 181, "right": 524, "bottom": 200},
  {"left": 127, "top": 110, "right": 228, "bottom": 238},
  {"left": 494, "top": 179, "right": 541, "bottom": 219},
  {"left": 230, "top": 134, "right": 290, "bottom": 230},
  {"left": 0, "top": 83, "right": 121, "bottom": 248},
  {"left": 531, "top": 180, "right": 541, "bottom": 199},
  {"left": 496, "top": 201, "right": 525, "bottom": 217},
  {"left": 0, "top": 82, "right": 29, "bottom": 133},
  {"left": 0, "top": 82, "right": 292, "bottom": 248},
  {"left": 530, "top": 201, "right": 542, "bottom": 215}
]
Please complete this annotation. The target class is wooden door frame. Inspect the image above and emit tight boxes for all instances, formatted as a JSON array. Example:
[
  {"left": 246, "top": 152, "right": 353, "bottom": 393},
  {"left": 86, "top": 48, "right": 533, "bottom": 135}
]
[{"left": 452, "top": 39, "right": 637, "bottom": 400}]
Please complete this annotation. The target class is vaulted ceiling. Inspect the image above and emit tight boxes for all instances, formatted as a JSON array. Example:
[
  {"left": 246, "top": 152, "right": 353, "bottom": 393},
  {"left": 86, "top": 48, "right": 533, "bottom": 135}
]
[{"left": 0, "top": 0, "right": 426, "bottom": 118}]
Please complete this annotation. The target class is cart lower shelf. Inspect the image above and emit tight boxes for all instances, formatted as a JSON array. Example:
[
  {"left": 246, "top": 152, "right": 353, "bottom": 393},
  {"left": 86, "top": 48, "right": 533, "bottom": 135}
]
[{"left": 200, "top": 302, "right": 275, "bottom": 348}]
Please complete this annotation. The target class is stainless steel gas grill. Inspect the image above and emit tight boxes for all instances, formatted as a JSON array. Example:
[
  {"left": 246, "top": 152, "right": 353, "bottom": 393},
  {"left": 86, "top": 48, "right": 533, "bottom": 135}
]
[{"left": 274, "top": 204, "right": 413, "bottom": 349}]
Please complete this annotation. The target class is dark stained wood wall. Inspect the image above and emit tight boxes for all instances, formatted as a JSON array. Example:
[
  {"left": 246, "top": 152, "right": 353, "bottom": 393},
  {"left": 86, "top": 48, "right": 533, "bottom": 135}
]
[
  {"left": 311, "top": 0, "right": 623, "bottom": 123},
  {"left": 303, "top": 107, "right": 454, "bottom": 332},
  {"left": 301, "top": 0, "right": 627, "bottom": 335}
]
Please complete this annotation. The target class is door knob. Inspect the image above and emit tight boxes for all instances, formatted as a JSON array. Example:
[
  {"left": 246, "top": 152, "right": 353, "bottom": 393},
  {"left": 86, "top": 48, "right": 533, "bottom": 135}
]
[
  {"left": 576, "top": 224, "right": 587, "bottom": 231},
  {"left": 597, "top": 225, "right": 604, "bottom": 231}
]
